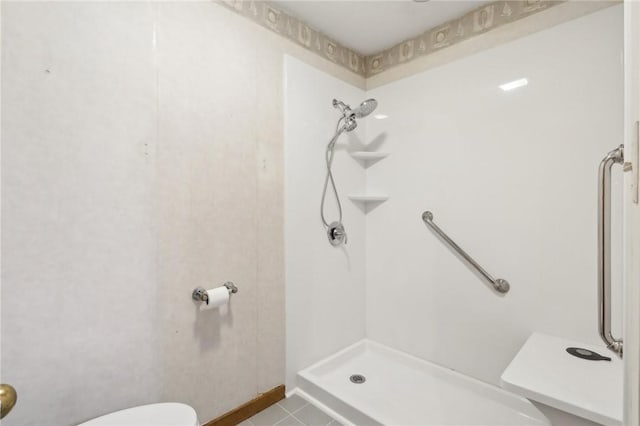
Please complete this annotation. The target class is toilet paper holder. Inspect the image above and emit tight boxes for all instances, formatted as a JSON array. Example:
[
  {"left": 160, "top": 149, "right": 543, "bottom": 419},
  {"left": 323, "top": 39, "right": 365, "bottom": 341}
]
[{"left": 192, "top": 282, "right": 238, "bottom": 304}]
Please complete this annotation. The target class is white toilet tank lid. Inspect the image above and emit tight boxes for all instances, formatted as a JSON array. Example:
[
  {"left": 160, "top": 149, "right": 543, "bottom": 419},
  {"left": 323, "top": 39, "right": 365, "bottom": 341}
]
[{"left": 78, "top": 403, "right": 199, "bottom": 426}]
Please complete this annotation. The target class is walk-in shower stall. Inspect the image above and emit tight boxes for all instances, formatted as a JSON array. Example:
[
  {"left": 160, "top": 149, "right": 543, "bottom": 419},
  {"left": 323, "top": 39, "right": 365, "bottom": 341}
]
[{"left": 285, "top": 5, "right": 626, "bottom": 425}]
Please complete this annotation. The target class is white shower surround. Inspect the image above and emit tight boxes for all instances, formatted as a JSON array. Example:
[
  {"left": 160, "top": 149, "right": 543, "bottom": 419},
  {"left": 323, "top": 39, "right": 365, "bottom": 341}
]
[
  {"left": 285, "top": 5, "right": 624, "bottom": 424},
  {"left": 365, "top": 4, "right": 624, "bottom": 385},
  {"left": 284, "top": 55, "right": 368, "bottom": 390}
]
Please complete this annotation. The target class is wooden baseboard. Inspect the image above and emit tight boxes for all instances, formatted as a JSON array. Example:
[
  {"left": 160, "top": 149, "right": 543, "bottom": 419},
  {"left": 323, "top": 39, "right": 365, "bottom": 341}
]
[{"left": 204, "top": 385, "right": 285, "bottom": 426}]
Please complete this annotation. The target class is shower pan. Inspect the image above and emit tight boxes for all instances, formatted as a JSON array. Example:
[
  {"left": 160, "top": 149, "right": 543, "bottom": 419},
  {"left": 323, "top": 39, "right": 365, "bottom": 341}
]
[
  {"left": 320, "top": 98, "right": 377, "bottom": 246},
  {"left": 297, "top": 340, "right": 549, "bottom": 426}
]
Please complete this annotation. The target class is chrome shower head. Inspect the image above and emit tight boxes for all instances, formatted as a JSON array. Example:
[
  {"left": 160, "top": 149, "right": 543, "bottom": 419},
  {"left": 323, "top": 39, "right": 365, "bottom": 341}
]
[
  {"left": 332, "top": 98, "right": 377, "bottom": 132},
  {"left": 352, "top": 98, "right": 378, "bottom": 118},
  {"left": 343, "top": 117, "right": 357, "bottom": 132}
]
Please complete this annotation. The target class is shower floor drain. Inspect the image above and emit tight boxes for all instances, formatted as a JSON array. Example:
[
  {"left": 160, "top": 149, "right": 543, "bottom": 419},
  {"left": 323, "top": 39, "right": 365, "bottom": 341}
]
[{"left": 349, "top": 374, "right": 366, "bottom": 384}]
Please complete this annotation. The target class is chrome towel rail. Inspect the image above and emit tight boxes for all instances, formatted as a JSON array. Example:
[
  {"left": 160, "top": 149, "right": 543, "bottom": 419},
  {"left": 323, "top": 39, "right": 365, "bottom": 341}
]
[
  {"left": 421, "top": 211, "right": 510, "bottom": 294},
  {"left": 597, "top": 145, "right": 624, "bottom": 357}
]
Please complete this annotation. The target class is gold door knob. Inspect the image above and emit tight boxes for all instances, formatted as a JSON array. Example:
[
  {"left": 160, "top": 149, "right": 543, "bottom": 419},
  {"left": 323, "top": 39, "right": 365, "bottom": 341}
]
[{"left": 0, "top": 384, "right": 17, "bottom": 419}]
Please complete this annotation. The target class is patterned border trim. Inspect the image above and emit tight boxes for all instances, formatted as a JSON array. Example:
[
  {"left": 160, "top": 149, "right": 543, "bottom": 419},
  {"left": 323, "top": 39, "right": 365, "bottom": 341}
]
[
  {"left": 219, "top": 0, "right": 587, "bottom": 77},
  {"left": 365, "top": 0, "right": 564, "bottom": 76},
  {"left": 219, "top": 0, "right": 366, "bottom": 75}
]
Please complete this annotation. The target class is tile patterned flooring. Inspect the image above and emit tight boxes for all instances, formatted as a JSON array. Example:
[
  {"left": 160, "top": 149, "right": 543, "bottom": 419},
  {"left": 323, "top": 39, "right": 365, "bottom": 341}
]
[{"left": 239, "top": 394, "right": 342, "bottom": 426}]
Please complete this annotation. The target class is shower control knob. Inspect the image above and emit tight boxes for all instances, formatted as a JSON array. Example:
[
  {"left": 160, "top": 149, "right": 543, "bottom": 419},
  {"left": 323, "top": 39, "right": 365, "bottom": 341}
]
[
  {"left": 327, "top": 222, "right": 347, "bottom": 246},
  {"left": 333, "top": 227, "right": 347, "bottom": 243}
]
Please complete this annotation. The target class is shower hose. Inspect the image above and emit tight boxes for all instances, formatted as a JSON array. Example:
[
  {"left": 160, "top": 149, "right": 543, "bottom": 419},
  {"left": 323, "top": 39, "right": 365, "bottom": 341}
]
[{"left": 320, "top": 118, "right": 346, "bottom": 229}]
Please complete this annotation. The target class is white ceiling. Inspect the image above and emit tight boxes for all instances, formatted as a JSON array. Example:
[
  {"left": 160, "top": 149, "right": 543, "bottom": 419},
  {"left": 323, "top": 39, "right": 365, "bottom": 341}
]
[{"left": 272, "top": 1, "right": 491, "bottom": 55}]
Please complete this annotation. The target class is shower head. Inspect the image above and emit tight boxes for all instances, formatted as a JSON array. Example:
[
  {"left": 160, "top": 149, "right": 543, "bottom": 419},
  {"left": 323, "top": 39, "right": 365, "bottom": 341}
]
[
  {"left": 352, "top": 98, "right": 378, "bottom": 118},
  {"left": 332, "top": 98, "right": 378, "bottom": 132},
  {"left": 343, "top": 117, "right": 358, "bottom": 132}
]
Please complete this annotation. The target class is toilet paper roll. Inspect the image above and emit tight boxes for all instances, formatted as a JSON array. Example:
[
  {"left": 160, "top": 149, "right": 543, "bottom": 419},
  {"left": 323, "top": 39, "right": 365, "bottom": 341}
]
[{"left": 200, "top": 286, "right": 229, "bottom": 311}]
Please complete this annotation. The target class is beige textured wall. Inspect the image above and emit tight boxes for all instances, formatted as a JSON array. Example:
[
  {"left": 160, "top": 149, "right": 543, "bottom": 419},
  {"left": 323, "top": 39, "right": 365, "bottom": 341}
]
[{"left": 0, "top": 2, "right": 363, "bottom": 426}]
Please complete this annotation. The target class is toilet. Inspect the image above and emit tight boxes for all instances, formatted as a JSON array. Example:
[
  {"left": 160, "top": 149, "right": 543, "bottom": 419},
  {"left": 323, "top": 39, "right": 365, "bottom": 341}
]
[{"left": 78, "top": 403, "right": 199, "bottom": 426}]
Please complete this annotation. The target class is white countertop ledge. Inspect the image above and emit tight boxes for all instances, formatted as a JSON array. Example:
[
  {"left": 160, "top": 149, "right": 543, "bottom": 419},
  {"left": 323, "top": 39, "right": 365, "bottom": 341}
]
[{"left": 500, "top": 333, "right": 623, "bottom": 426}]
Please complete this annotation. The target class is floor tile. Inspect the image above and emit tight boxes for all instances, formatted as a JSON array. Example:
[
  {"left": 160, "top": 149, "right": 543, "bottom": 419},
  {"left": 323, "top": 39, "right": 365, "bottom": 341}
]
[
  {"left": 249, "top": 404, "right": 289, "bottom": 426},
  {"left": 237, "top": 421, "right": 254, "bottom": 426},
  {"left": 278, "top": 394, "right": 308, "bottom": 414},
  {"left": 327, "top": 421, "right": 343, "bottom": 426},
  {"left": 291, "top": 404, "right": 334, "bottom": 426},
  {"left": 274, "top": 415, "right": 304, "bottom": 426}
]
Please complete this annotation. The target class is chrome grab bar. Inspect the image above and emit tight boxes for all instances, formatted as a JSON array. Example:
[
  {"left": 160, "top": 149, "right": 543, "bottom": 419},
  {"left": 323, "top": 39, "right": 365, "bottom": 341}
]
[
  {"left": 597, "top": 144, "right": 624, "bottom": 357},
  {"left": 421, "top": 211, "right": 510, "bottom": 294}
]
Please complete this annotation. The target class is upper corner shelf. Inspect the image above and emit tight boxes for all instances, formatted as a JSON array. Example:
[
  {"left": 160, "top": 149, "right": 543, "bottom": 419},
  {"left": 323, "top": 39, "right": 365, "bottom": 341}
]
[
  {"left": 349, "top": 151, "right": 389, "bottom": 162},
  {"left": 347, "top": 195, "right": 389, "bottom": 203}
]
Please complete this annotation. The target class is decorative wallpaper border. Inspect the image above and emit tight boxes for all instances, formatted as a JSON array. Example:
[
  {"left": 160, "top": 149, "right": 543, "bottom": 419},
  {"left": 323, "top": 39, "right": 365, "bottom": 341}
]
[
  {"left": 219, "top": 0, "right": 589, "bottom": 77},
  {"left": 365, "top": 0, "right": 563, "bottom": 76},
  {"left": 219, "top": 0, "right": 366, "bottom": 75}
]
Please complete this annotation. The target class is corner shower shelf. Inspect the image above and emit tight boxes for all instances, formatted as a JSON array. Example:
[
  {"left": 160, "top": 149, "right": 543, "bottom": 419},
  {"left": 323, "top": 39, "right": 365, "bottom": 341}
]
[
  {"left": 349, "top": 152, "right": 389, "bottom": 168},
  {"left": 348, "top": 195, "right": 389, "bottom": 203},
  {"left": 349, "top": 151, "right": 389, "bottom": 161}
]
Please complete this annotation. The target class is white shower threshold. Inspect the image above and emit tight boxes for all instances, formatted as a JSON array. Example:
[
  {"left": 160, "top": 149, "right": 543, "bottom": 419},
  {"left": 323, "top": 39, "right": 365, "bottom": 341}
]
[{"left": 296, "top": 339, "right": 550, "bottom": 426}]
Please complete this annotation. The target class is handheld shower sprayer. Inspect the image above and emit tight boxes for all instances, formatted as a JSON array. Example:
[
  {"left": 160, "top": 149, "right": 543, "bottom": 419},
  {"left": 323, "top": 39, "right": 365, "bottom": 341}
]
[
  {"left": 322, "top": 98, "right": 378, "bottom": 246},
  {"left": 332, "top": 98, "right": 378, "bottom": 133}
]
